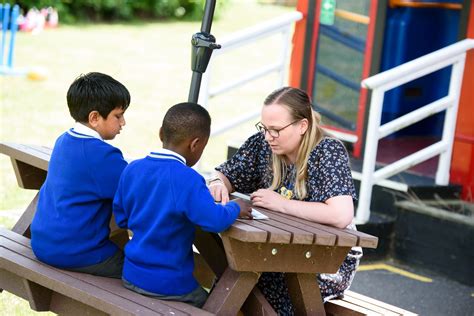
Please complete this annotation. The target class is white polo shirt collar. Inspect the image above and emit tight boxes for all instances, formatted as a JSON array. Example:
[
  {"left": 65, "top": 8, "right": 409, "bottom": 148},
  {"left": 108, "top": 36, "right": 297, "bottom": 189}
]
[
  {"left": 68, "top": 122, "right": 103, "bottom": 140},
  {"left": 148, "top": 148, "right": 186, "bottom": 165}
]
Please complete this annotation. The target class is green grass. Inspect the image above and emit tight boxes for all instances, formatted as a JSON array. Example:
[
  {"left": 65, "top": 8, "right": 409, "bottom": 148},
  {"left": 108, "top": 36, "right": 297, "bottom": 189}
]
[
  {"left": 0, "top": 1, "right": 293, "bottom": 314},
  {"left": 0, "top": 1, "right": 293, "bottom": 210}
]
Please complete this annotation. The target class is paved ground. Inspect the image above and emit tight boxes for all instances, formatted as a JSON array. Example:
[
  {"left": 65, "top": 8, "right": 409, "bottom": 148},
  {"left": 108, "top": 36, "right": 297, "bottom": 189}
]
[{"left": 351, "top": 259, "right": 474, "bottom": 315}]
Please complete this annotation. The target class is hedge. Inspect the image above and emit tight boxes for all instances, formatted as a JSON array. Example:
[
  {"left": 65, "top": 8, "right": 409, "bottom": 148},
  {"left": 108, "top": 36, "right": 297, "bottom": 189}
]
[{"left": 10, "top": 0, "right": 228, "bottom": 23}]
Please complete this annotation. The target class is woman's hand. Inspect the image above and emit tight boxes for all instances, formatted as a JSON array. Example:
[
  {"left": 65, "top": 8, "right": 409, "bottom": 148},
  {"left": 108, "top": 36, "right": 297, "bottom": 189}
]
[
  {"left": 208, "top": 179, "right": 230, "bottom": 204},
  {"left": 250, "top": 189, "right": 288, "bottom": 213}
]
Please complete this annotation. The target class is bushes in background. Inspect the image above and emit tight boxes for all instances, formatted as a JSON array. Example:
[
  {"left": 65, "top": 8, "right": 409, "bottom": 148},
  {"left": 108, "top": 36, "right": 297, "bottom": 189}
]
[{"left": 12, "top": 0, "right": 228, "bottom": 23}]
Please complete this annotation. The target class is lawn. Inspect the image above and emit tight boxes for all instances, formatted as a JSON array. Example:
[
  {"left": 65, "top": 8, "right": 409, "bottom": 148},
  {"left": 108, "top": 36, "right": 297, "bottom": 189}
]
[{"left": 0, "top": 1, "right": 293, "bottom": 313}]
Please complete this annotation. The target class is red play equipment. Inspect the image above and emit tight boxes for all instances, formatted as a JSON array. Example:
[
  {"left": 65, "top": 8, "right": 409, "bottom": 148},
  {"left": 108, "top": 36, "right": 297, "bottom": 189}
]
[{"left": 288, "top": 0, "right": 474, "bottom": 201}]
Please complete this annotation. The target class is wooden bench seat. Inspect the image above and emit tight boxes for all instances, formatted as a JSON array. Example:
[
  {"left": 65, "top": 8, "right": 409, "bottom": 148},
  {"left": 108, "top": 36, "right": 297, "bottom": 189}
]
[
  {"left": 325, "top": 290, "right": 417, "bottom": 316},
  {"left": 0, "top": 228, "right": 213, "bottom": 316}
]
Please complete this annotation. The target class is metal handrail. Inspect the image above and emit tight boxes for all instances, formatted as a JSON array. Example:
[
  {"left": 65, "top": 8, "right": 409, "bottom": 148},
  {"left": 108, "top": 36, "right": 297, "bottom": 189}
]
[
  {"left": 198, "top": 11, "right": 303, "bottom": 137},
  {"left": 356, "top": 38, "right": 474, "bottom": 224}
]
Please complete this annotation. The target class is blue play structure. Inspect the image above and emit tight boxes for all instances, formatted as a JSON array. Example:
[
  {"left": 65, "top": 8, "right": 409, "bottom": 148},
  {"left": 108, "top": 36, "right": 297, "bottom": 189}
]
[
  {"left": 0, "top": 3, "right": 20, "bottom": 74},
  {"left": 380, "top": 1, "right": 462, "bottom": 137}
]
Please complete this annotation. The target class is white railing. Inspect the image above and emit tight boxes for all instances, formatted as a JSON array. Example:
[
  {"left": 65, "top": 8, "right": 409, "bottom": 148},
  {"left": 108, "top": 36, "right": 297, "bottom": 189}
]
[
  {"left": 356, "top": 38, "right": 474, "bottom": 224},
  {"left": 198, "top": 11, "right": 303, "bottom": 137}
]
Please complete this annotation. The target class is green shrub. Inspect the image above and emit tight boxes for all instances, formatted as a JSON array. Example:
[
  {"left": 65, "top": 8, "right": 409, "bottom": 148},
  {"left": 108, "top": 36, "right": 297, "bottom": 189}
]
[{"left": 9, "top": 0, "right": 228, "bottom": 23}]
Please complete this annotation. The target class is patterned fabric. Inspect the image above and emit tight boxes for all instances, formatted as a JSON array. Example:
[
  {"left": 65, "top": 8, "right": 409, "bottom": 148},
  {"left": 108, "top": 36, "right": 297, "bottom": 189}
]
[{"left": 216, "top": 132, "right": 362, "bottom": 315}]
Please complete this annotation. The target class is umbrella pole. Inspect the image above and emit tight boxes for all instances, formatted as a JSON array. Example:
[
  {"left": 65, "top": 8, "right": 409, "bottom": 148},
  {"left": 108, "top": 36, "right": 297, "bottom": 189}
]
[{"left": 188, "top": 0, "right": 221, "bottom": 103}]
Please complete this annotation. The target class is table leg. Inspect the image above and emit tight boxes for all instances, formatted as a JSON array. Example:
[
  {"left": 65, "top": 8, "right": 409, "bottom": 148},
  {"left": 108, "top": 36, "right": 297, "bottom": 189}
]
[
  {"left": 203, "top": 267, "right": 259, "bottom": 315},
  {"left": 194, "top": 228, "right": 228, "bottom": 278},
  {"left": 12, "top": 192, "right": 39, "bottom": 238},
  {"left": 109, "top": 214, "right": 129, "bottom": 250},
  {"left": 286, "top": 272, "right": 326, "bottom": 316},
  {"left": 241, "top": 288, "right": 277, "bottom": 316},
  {"left": 11, "top": 159, "right": 47, "bottom": 190}
]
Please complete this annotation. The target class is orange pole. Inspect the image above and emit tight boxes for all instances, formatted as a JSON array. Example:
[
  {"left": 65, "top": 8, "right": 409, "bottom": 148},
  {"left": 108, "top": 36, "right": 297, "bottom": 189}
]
[
  {"left": 450, "top": 1, "right": 474, "bottom": 201},
  {"left": 289, "top": 0, "right": 309, "bottom": 88}
]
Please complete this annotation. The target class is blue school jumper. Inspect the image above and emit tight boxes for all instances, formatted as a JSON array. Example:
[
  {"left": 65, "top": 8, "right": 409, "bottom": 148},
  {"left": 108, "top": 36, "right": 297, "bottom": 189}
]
[
  {"left": 31, "top": 124, "right": 127, "bottom": 268},
  {"left": 113, "top": 149, "right": 240, "bottom": 296}
]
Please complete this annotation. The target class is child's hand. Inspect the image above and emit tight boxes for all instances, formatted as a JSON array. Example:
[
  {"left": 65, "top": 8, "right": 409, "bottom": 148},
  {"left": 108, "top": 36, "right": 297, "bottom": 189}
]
[{"left": 234, "top": 198, "right": 253, "bottom": 219}]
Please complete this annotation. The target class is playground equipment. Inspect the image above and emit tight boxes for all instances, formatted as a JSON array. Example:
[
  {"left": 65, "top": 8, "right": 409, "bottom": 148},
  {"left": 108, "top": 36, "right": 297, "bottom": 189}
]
[
  {"left": 0, "top": 3, "right": 46, "bottom": 80},
  {"left": 0, "top": 3, "right": 19, "bottom": 74}
]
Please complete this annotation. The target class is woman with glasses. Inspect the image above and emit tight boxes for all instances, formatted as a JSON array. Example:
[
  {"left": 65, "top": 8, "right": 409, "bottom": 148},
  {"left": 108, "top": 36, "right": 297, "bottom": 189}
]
[{"left": 208, "top": 86, "right": 362, "bottom": 315}]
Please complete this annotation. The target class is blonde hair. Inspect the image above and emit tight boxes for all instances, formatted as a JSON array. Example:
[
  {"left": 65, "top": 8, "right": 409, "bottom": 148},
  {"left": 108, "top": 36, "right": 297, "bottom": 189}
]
[{"left": 266, "top": 87, "right": 325, "bottom": 199}]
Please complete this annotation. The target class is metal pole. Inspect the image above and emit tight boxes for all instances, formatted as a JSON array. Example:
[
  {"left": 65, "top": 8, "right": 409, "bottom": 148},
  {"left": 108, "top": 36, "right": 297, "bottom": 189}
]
[
  {"left": 201, "top": 0, "right": 216, "bottom": 33},
  {"left": 188, "top": 0, "right": 219, "bottom": 103},
  {"left": 189, "top": 72, "right": 202, "bottom": 104}
]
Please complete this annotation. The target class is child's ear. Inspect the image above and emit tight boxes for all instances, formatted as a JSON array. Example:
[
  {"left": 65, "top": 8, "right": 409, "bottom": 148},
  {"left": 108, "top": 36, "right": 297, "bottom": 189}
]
[
  {"left": 189, "top": 137, "right": 200, "bottom": 152},
  {"left": 159, "top": 127, "right": 164, "bottom": 142},
  {"left": 88, "top": 111, "right": 100, "bottom": 127}
]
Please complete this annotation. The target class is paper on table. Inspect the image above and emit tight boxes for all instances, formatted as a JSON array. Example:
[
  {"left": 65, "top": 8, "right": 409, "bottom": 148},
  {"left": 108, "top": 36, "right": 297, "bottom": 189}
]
[
  {"left": 230, "top": 192, "right": 269, "bottom": 219},
  {"left": 231, "top": 191, "right": 251, "bottom": 201},
  {"left": 251, "top": 208, "right": 269, "bottom": 220}
]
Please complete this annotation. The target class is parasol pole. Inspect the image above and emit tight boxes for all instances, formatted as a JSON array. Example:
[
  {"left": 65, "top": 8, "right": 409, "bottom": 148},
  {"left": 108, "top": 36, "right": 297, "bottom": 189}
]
[{"left": 188, "top": 0, "right": 221, "bottom": 103}]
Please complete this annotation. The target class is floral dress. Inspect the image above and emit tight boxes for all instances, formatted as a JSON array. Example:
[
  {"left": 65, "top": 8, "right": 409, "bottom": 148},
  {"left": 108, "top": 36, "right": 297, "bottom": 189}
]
[{"left": 216, "top": 132, "right": 363, "bottom": 315}]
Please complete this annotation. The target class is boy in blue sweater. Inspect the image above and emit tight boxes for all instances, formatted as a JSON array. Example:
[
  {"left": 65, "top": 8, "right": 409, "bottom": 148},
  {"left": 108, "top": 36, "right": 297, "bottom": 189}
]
[
  {"left": 31, "top": 72, "right": 130, "bottom": 278},
  {"left": 113, "top": 102, "right": 252, "bottom": 308}
]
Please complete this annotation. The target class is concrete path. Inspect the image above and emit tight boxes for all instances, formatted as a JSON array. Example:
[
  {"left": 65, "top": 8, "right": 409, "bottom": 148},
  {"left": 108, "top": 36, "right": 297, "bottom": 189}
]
[{"left": 352, "top": 260, "right": 474, "bottom": 315}]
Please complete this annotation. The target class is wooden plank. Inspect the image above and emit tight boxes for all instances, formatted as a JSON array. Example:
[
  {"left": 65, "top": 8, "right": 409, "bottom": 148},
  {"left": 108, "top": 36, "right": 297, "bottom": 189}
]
[
  {"left": 1, "top": 227, "right": 31, "bottom": 245},
  {"left": 11, "top": 159, "right": 47, "bottom": 189},
  {"left": 341, "top": 229, "right": 378, "bottom": 249},
  {"left": 109, "top": 228, "right": 130, "bottom": 250},
  {"left": 245, "top": 216, "right": 314, "bottom": 245},
  {"left": 223, "top": 221, "right": 268, "bottom": 243},
  {"left": 0, "top": 142, "right": 52, "bottom": 171},
  {"left": 49, "top": 294, "right": 109, "bottom": 316},
  {"left": 0, "top": 270, "right": 108, "bottom": 316},
  {"left": 194, "top": 228, "right": 228, "bottom": 278},
  {"left": 23, "top": 278, "right": 53, "bottom": 311},
  {"left": 1, "top": 235, "right": 207, "bottom": 315},
  {"left": 341, "top": 295, "right": 400, "bottom": 316},
  {"left": 325, "top": 299, "right": 382, "bottom": 316},
  {"left": 236, "top": 219, "right": 292, "bottom": 244},
  {"left": 194, "top": 252, "right": 215, "bottom": 289},
  {"left": 0, "top": 143, "right": 50, "bottom": 190},
  {"left": 241, "top": 288, "right": 277, "bottom": 316},
  {"left": 221, "top": 237, "right": 350, "bottom": 273},
  {"left": 0, "top": 269, "right": 30, "bottom": 299},
  {"left": 68, "top": 272, "right": 212, "bottom": 316},
  {"left": 203, "top": 267, "right": 259, "bottom": 315},
  {"left": 0, "top": 250, "right": 155, "bottom": 316},
  {"left": 12, "top": 192, "right": 39, "bottom": 238},
  {"left": 0, "top": 239, "right": 198, "bottom": 315},
  {"left": 263, "top": 211, "right": 358, "bottom": 247},
  {"left": 255, "top": 208, "right": 337, "bottom": 246},
  {"left": 286, "top": 273, "right": 325, "bottom": 315},
  {"left": 345, "top": 291, "right": 417, "bottom": 315}
]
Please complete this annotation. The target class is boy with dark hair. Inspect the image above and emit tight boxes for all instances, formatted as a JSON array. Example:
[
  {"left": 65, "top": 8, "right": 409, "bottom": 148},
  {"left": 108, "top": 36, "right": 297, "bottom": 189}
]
[
  {"left": 113, "top": 102, "right": 252, "bottom": 308},
  {"left": 31, "top": 72, "right": 131, "bottom": 278}
]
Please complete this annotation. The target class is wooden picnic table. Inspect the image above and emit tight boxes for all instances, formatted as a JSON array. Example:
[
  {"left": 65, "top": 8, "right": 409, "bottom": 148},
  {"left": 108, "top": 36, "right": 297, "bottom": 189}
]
[
  {"left": 0, "top": 142, "right": 379, "bottom": 316},
  {"left": 195, "top": 199, "right": 378, "bottom": 315}
]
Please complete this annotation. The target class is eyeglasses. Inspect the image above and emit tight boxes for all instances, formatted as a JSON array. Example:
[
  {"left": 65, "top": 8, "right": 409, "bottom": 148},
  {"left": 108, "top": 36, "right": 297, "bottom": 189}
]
[{"left": 255, "top": 120, "right": 299, "bottom": 138}]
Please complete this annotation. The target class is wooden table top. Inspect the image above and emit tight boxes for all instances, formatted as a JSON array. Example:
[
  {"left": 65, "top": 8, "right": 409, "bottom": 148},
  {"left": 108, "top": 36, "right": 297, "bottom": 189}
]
[{"left": 223, "top": 206, "right": 378, "bottom": 248}]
